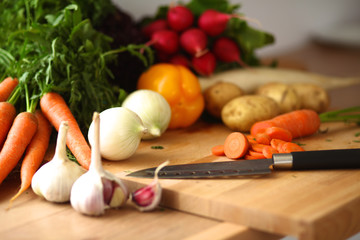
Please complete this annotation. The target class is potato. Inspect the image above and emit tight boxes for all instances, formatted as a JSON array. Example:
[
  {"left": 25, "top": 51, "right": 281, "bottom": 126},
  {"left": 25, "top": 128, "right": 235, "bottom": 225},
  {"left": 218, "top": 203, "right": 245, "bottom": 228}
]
[
  {"left": 256, "top": 82, "right": 301, "bottom": 113},
  {"left": 291, "top": 83, "right": 330, "bottom": 113},
  {"left": 221, "top": 95, "right": 280, "bottom": 132},
  {"left": 203, "top": 81, "right": 244, "bottom": 118}
]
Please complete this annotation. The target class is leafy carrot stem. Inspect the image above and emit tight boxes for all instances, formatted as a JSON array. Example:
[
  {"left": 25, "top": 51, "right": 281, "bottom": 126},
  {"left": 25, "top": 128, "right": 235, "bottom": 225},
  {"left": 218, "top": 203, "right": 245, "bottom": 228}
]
[{"left": 319, "top": 106, "right": 360, "bottom": 124}]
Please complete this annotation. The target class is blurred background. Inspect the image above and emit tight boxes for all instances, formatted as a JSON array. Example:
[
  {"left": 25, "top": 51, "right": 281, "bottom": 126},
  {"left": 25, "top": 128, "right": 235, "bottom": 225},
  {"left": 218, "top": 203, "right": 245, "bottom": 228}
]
[
  {"left": 112, "top": 0, "right": 360, "bottom": 57},
  {"left": 113, "top": 0, "right": 360, "bottom": 110}
]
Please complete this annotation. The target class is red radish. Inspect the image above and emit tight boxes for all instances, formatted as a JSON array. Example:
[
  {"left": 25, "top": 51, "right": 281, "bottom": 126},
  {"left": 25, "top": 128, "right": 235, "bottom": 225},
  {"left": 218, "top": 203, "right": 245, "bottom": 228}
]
[
  {"left": 167, "top": 6, "right": 194, "bottom": 32},
  {"left": 198, "top": 9, "right": 232, "bottom": 36},
  {"left": 146, "top": 29, "right": 179, "bottom": 55},
  {"left": 169, "top": 54, "right": 190, "bottom": 67},
  {"left": 191, "top": 51, "right": 216, "bottom": 76},
  {"left": 212, "top": 37, "right": 248, "bottom": 67},
  {"left": 198, "top": 9, "right": 260, "bottom": 37},
  {"left": 180, "top": 28, "right": 208, "bottom": 57},
  {"left": 142, "top": 19, "right": 168, "bottom": 38}
]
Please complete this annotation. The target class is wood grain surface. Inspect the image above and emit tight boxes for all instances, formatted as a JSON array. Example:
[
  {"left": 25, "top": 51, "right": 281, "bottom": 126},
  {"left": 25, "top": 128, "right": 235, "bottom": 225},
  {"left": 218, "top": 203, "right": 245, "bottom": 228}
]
[{"left": 111, "top": 120, "right": 360, "bottom": 240}]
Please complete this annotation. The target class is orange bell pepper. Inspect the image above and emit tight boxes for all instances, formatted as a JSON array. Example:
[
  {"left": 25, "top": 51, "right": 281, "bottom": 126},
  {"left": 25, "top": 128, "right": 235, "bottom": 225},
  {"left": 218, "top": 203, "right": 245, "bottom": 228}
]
[{"left": 137, "top": 63, "right": 204, "bottom": 129}]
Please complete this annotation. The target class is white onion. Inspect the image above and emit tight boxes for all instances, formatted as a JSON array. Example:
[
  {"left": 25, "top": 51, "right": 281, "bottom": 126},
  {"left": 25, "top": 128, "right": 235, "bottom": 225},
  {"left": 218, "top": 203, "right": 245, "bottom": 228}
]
[
  {"left": 88, "top": 107, "right": 147, "bottom": 161},
  {"left": 122, "top": 89, "right": 171, "bottom": 140}
]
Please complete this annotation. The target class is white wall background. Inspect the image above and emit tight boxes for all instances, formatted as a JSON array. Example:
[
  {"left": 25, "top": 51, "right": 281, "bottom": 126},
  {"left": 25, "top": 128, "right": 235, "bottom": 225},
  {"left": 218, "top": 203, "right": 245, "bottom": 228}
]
[{"left": 112, "top": 0, "right": 360, "bottom": 56}]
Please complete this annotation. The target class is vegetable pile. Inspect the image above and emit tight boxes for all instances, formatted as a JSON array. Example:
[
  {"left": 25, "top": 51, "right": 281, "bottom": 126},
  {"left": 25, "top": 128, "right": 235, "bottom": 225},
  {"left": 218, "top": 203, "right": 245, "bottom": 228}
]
[
  {"left": 139, "top": 0, "right": 274, "bottom": 76},
  {"left": 0, "top": 0, "right": 153, "bottom": 134},
  {"left": 0, "top": 0, "right": 152, "bottom": 204}
]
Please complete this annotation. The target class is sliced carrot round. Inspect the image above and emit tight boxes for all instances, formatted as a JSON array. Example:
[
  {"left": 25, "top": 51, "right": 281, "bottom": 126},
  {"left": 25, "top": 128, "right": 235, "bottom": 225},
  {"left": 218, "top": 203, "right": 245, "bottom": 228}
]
[
  {"left": 265, "top": 126, "right": 293, "bottom": 142},
  {"left": 211, "top": 144, "right": 225, "bottom": 156},
  {"left": 254, "top": 133, "right": 271, "bottom": 145},
  {"left": 262, "top": 146, "right": 278, "bottom": 158},
  {"left": 281, "top": 142, "right": 305, "bottom": 153},
  {"left": 224, "top": 132, "right": 250, "bottom": 159}
]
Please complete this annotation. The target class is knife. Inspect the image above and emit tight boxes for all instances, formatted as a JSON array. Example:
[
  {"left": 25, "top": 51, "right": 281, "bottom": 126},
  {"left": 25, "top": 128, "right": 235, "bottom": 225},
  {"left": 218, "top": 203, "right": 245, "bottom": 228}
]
[{"left": 126, "top": 148, "right": 360, "bottom": 179}]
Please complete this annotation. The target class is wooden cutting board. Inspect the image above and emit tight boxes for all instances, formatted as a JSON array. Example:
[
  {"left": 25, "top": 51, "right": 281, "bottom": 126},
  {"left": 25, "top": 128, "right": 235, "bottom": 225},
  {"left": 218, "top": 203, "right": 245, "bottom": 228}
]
[{"left": 103, "top": 120, "right": 360, "bottom": 240}]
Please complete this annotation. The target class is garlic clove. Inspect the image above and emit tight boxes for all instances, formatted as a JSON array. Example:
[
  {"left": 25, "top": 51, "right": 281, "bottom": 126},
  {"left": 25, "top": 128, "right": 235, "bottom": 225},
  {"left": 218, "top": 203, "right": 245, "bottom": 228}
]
[
  {"left": 31, "top": 121, "right": 86, "bottom": 203},
  {"left": 131, "top": 161, "right": 168, "bottom": 212},
  {"left": 70, "top": 171, "right": 106, "bottom": 216},
  {"left": 71, "top": 112, "right": 129, "bottom": 216}
]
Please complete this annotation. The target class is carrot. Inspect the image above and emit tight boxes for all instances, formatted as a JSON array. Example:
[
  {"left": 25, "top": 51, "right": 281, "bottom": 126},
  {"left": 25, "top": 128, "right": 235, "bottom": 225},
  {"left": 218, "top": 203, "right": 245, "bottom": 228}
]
[
  {"left": 0, "top": 77, "right": 19, "bottom": 102},
  {"left": 211, "top": 144, "right": 225, "bottom": 156},
  {"left": 244, "top": 154, "right": 264, "bottom": 160},
  {"left": 253, "top": 133, "right": 271, "bottom": 145},
  {"left": 248, "top": 150, "right": 265, "bottom": 158},
  {"left": 224, "top": 132, "right": 249, "bottom": 159},
  {"left": 265, "top": 126, "right": 293, "bottom": 142},
  {"left": 246, "top": 135, "right": 257, "bottom": 144},
  {"left": 250, "top": 143, "right": 268, "bottom": 153},
  {"left": 0, "top": 102, "right": 16, "bottom": 148},
  {"left": 8, "top": 110, "right": 52, "bottom": 203},
  {"left": 40, "top": 92, "right": 91, "bottom": 169},
  {"left": 250, "top": 109, "right": 320, "bottom": 139},
  {"left": 270, "top": 139, "right": 287, "bottom": 153},
  {"left": 281, "top": 142, "right": 305, "bottom": 153},
  {"left": 262, "top": 146, "right": 278, "bottom": 158},
  {"left": 0, "top": 112, "right": 38, "bottom": 184}
]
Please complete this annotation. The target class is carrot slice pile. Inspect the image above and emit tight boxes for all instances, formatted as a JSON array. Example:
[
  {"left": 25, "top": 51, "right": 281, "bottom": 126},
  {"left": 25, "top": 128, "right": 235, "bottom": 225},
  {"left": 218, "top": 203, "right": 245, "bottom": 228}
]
[{"left": 212, "top": 126, "right": 305, "bottom": 160}]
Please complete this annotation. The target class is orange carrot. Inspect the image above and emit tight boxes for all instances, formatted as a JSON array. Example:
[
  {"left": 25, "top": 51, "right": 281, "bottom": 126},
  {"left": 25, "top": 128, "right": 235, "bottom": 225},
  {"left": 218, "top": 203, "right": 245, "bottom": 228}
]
[
  {"left": 265, "top": 126, "right": 293, "bottom": 142},
  {"left": 250, "top": 143, "right": 268, "bottom": 153},
  {"left": 262, "top": 146, "right": 278, "bottom": 158},
  {"left": 211, "top": 144, "right": 225, "bottom": 156},
  {"left": 9, "top": 110, "right": 52, "bottom": 202},
  {"left": 281, "top": 142, "right": 305, "bottom": 153},
  {"left": 248, "top": 150, "right": 265, "bottom": 158},
  {"left": 0, "top": 77, "right": 19, "bottom": 102},
  {"left": 0, "top": 112, "right": 38, "bottom": 184},
  {"left": 244, "top": 154, "right": 264, "bottom": 160},
  {"left": 246, "top": 135, "right": 257, "bottom": 144},
  {"left": 254, "top": 133, "right": 271, "bottom": 145},
  {"left": 224, "top": 132, "right": 250, "bottom": 159},
  {"left": 0, "top": 102, "right": 16, "bottom": 148},
  {"left": 270, "top": 139, "right": 287, "bottom": 153},
  {"left": 40, "top": 92, "right": 91, "bottom": 169},
  {"left": 250, "top": 109, "right": 320, "bottom": 139}
]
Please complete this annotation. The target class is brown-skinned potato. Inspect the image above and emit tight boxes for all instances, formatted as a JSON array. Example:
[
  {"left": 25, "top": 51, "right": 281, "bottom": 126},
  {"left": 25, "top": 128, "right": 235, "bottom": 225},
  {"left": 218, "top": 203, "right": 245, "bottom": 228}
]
[
  {"left": 203, "top": 81, "right": 244, "bottom": 118},
  {"left": 221, "top": 95, "right": 280, "bottom": 132},
  {"left": 291, "top": 83, "right": 330, "bottom": 113},
  {"left": 256, "top": 82, "right": 301, "bottom": 113}
]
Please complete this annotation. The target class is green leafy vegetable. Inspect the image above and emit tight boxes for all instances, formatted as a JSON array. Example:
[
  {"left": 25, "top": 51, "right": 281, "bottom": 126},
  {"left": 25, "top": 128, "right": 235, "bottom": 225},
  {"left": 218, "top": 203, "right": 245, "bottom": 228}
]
[
  {"left": 319, "top": 106, "right": 360, "bottom": 125},
  {"left": 0, "top": 0, "right": 153, "bottom": 133}
]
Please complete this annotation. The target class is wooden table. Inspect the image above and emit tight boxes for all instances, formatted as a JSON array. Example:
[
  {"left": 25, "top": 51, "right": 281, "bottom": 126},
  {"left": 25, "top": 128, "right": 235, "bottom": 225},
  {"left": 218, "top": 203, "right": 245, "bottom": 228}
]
[{"left": 1, "top": 41, "right": 360, "bottom": 240}]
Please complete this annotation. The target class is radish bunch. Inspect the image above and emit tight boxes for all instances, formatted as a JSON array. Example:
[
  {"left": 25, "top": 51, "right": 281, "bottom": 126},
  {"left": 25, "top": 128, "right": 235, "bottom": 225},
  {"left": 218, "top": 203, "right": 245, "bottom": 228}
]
[{"left": 141, "top": 5, "right": 249, "bottom": 76}]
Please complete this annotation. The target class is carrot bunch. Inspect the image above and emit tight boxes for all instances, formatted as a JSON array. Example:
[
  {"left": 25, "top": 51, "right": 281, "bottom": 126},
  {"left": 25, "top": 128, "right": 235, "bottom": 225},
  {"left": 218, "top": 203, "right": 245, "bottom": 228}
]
[
  {"left": 211, "top": 109, "right": 321, "bottom": 160},
  {"left": 0, "top": 76, "right": 91, "bottom": 205}
]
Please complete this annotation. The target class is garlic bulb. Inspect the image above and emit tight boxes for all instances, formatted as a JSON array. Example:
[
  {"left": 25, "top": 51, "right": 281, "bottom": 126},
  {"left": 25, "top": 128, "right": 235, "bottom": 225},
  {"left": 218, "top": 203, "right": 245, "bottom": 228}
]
[
  {"left": 88, "top": 107, "right": 147, "bottom": 161},
  {"left": 131, "top": 161, "right": 168, "bottom": 212},
  {"left": 71, "top": 112, "right": 129, "bottom": 216},
  {"left": 122, "top": 90, "right": 171, "bottom": 140},
  {"left": 31, "top": 121, "right": 86, "bottom": 203}
]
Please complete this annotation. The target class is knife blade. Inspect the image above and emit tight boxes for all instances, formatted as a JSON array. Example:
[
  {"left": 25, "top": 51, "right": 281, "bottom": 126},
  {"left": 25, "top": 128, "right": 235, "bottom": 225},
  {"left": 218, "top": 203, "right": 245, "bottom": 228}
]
[{"left": 126, "top": 148, "right": 360, "bottom": 179}]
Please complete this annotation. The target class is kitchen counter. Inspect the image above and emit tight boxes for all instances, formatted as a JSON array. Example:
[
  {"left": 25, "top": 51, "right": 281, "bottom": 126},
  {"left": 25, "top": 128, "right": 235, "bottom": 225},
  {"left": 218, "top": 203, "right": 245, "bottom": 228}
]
[{"left": 1, "top": 41, "right": 360, "bottom": 240}]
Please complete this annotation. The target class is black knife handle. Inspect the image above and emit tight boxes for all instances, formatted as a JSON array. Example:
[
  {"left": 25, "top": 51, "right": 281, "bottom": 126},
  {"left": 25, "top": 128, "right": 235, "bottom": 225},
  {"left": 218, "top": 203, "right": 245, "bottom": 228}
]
[{"left": 291, "top": 148, "right": 360, "bottom": 170}]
